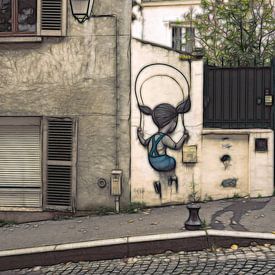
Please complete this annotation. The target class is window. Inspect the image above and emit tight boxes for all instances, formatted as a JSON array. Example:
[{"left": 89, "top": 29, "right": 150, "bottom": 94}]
[
  {"left": 0, "top": 117, "right": 77, "bottom": 211},
  {"left": 172, "top": 26, "right": 195, "bottom": 53},
  {"left": 0, "top": 0, "right": 36, "bottom": 35},
  {"left": 0, "top": 0, "right": 67, "bottom": 39}
]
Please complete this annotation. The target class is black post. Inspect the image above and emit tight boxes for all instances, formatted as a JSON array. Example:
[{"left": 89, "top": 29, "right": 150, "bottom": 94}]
[
  {"left": 272, "top": 57, "right": 275, "bottom": 190},
  {"left": 184, "top": 203, "right": 202, "bottom": 230}
]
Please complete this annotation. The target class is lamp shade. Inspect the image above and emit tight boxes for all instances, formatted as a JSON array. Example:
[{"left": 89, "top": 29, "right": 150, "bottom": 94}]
[{"left": 69, "top": 0, "right": 94, "bottom": 23}]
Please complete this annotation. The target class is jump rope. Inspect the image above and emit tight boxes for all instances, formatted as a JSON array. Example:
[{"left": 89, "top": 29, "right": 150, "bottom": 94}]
[{"left": 134, "top": 63, "right": 193, "bottom": 138}]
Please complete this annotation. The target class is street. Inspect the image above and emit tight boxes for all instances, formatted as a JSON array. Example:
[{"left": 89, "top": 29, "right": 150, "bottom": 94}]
[{"left": 2, "top": 245, "right": 275, "bottom": 274}]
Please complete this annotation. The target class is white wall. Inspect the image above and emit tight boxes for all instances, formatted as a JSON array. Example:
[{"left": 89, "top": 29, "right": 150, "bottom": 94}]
[
  {"left": 131, "top": 39, "right": 203, "bottom": 206},
  {"left": 131, "top": 39, "right": 274, "bottom": 206},
  {"left": 132, "top": 1, "right": 201, "bottom": 48},
  {"left": 201, "top": 134, "right": 250, "bottom": 200},
  {"left": 249, "top": 131, "right": 274, "bottom": 197},
  {"left": 201, "top": 129, "right": 274, "bottom": 200}
]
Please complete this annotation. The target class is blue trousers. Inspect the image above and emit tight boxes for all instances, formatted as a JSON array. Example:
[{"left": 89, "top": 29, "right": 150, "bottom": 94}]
[{"left": 149, "top": 155, "right": 176, "bottom": 172}]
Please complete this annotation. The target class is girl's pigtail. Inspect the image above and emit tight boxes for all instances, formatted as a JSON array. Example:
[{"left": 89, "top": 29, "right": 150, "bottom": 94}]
[
  {"left": 176, "top": 97, "right": 191, "bottom": 114},
  {"left": 139, "top": 105, "right": 153, "bottom": 116}
]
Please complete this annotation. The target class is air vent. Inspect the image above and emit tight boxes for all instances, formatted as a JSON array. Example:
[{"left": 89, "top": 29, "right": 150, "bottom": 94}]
[
  {"left": 48, "top": 120, "right": 73, "bottom": 161},
  {"left": 47, "top": 165, "right": 71, "bottom": 206},
  {"left": 41, "top": 0, "right": 62, "bottom": 31}
]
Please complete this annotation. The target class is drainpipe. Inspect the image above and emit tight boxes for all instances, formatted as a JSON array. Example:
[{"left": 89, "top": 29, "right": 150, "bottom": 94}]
[{"left": 89, "top": 13, "right": 120, "bottom": 212}]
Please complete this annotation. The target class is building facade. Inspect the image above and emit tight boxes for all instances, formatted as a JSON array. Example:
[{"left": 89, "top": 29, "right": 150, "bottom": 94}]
[
  {"left": 132, "top": 0, "right": 201, "bottom": 52},
  {"left": 0, "top": 0, "right": 273, "bottom": 213},
  {"left": 0, "top": 0, "right": 131, "bottom": 212},
  {"left": 131, "top": 0, "right": 274, "bottom": 206}
]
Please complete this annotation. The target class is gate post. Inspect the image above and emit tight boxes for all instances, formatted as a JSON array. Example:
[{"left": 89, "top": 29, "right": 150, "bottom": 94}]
[
  {"left": 272, "top": 57, "right": 275, "bottom": 189},
  {"left": 272, "top": 58, "right": 275, "bottom": 129}
]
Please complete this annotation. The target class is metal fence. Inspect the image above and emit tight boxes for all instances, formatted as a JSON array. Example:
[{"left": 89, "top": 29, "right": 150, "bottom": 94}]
[{"left": 203, "top": 63, "right": 274, "bottom": 129}]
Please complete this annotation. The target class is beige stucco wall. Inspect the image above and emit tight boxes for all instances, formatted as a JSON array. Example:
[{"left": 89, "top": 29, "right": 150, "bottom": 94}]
[
  {"left": 131, "top": 39, "right": 203, "bottom": 206},
  {"left": 249, "top": 131, "right": 274, "bottom": 197},
  {"left": 201, "top": 129, "right": 274, "bottom": 200},
  {"left": 131, "top": 39, "right": 274, "bottom": 207},
  {"left": 201, "top": 134, "right": 249, "bottom": 199},
  {"left": 0, "top": 0, "right": 131, "bottom": 210}
]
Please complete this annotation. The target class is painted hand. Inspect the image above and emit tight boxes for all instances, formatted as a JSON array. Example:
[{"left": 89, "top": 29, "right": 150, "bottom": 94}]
[
  {"left": 137, "top": 127, "right": 144, "bottom": 137},
  {"left": 183, "top": 129, "right": 190, "bottom": 142}
]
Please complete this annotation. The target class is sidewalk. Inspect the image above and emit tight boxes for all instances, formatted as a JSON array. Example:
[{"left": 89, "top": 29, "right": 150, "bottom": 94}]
[{"left": 0, "top": 197, "right": 274, "bottom": 251}]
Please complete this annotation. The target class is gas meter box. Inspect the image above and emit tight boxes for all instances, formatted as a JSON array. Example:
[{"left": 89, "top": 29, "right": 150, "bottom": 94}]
[
  {"left": 182, "top": 145, "right": 197, "bottom": 163},
  {"left": 111, "top": 170, "right": 122, "bottom": 196}
]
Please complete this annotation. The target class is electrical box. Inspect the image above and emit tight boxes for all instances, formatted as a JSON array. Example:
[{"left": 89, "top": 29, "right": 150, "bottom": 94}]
[
  {"left": 111, "top": 170, "right": 122, "bottom": 196},
  {"left": 182, "top": 145, "right": 197, "bottom": 163},
  {"left": 255, "top": 138, "right": 268, "bottom": 152},
  {"left": 265, "top": 95, "right": 273, "bottom": 106},
  {"left": 264, "top": 88, "right": 273, "bottom": 106}
]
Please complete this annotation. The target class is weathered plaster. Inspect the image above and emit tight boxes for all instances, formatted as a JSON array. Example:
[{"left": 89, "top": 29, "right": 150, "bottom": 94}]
[
  {"left": 0, "top": 0, "right": 131, "bottom": 210},
  {"left": 201, "top": 134, "right": 250, "bottom": 200},
  {"left": 131, "top": 39, "right": 203, "bottom": 206},
  {"left": 249, "top": 131, "right": 274, "bottom": 197},
  {"left": 131, "top": 39, "right": 274, "bottom": 207},
  {"left": 201, "top": 129, "right": 274, "bottom": 199}
]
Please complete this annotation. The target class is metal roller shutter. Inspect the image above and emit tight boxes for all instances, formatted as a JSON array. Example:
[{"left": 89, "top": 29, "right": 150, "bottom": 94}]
[{"left": 0, "top": 125, "right": 42, "bottom": 208}]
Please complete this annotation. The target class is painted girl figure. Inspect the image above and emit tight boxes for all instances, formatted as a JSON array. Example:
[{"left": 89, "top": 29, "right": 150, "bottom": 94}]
[{"left": 137, "top": 99, "right": 190, "bottom": 172}]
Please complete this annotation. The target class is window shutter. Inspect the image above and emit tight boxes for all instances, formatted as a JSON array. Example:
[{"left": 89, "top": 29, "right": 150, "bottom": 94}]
[
  {"left": 40, "top": 0, "right": 67, "bottom": 36},
  {"left": 43, "top": 118, "right": 77, "bottom": 211}
]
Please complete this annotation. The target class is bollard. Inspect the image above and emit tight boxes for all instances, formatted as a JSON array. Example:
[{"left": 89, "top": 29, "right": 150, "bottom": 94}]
[{"left": 184, "top": 203, "right": 202, "bottom": 230}]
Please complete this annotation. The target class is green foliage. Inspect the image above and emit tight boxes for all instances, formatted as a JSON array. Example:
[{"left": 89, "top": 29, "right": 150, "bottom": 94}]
[
  {"left": 189, "top": 178, "right": 201, "bottom": 202},
  {"left": 95, "top": 202, "right": 146, "bottom": 216},
  {"left": 0, "top": 220, "right": 16, "bottom": 227},
  {"left": 201, "top": 219, "right": 210, "bottom": 229},
  {"left": 233, "top": 193, "right": 241, "bottom": 199},
  {"left": 204, "top": 194, "right": 213, "bottom": 201},
  {"left": 122, "top": 202, "right": 146, "bottom": 213},
  {"left": 184, "top": 0, "right": 275, "bottom": 66},
  {"left": 96, "top": 206, "right": 115, "bottom": 216}
]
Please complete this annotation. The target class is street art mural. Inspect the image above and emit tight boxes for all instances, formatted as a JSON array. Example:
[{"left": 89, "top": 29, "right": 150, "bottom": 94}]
[{"left": 135, "top": 64, "right": 191, "bottom": 176}]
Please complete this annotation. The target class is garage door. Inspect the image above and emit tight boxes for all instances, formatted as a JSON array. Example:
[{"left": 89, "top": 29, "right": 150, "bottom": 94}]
[{"left": 0, "top": 120, "right": 42, "bottom": 208}]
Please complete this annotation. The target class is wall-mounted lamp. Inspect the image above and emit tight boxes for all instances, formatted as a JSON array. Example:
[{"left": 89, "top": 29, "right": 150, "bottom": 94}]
[{"left": 69, "top": 0, "right": 94, "bottom": 23}]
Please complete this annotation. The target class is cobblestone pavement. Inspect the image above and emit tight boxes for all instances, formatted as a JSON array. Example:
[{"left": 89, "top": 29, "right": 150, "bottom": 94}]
[{"left": 2, "top": 245, "right": 275, "bottom": 274}]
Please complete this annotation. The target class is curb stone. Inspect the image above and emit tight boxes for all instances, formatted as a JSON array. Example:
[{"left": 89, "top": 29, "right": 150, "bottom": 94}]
[{"left": 0, "top": 230, "right": 274, "bottom": 271}]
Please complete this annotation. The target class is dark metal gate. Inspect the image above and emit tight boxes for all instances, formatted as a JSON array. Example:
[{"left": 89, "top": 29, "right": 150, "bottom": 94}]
[{"left": 203, "top": 64, "right": 273, "bottom": 129}]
